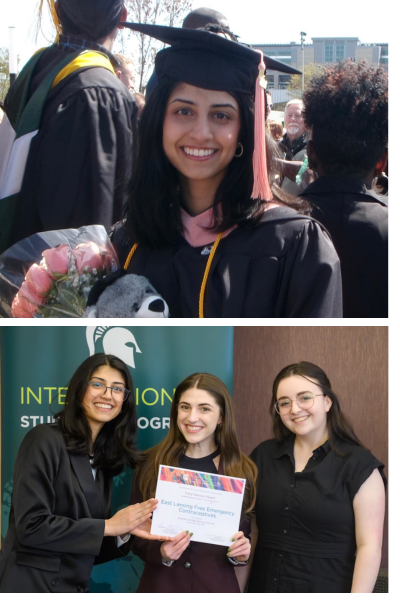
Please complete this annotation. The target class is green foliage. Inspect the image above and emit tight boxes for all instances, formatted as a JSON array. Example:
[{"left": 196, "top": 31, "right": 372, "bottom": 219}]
[
  {"left": 0, "top": 47, "right": 10, "bottom": 103},
  {"left": 287, "top": 63, "right": 322, "bottom": 96}
]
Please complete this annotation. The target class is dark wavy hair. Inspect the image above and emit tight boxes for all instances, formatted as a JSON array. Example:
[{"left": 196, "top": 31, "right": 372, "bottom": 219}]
[
  {"left": 303, "top": 60, "right": 388, "bottom": 177},
  {"left": 270, "top": 361, "right": 367, "bottom": 455},
  {"left": 54, "top": 353, "right": 141, "bottom": 476},
  {"left": 135, "top": 373, "right": 257, "bottom": 514},
  {"left": 126, "top": 77, "right": 308, "bottom": 249}
]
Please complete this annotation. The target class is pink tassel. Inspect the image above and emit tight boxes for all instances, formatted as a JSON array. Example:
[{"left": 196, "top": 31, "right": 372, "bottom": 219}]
[{"left": 251, "top": 51, "right": 273, "bottom": 201}]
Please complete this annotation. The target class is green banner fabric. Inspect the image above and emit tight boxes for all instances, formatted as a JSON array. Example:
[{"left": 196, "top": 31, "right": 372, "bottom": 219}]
[{"left": 0, "top": 325, "right": 234, "bottom": 592}]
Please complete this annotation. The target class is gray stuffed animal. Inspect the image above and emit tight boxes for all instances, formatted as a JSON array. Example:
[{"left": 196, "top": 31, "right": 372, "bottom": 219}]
[{"left": 84, "top": 274, "right": 169, "bottom": 318}]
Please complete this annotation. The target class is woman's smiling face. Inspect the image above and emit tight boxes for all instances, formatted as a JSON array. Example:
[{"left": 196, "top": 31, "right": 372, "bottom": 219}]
[
  {"left": 82, "top": 365, "right": 125, "bottom": 435},
  {"left": 163, "top": 83, "right": 241, "bottom": 189},
  {"left": 276, "top": 375, "right": 332, "bottom": 439},
  {"left": 177, "top": 387, "right": 222, "bottom": 452}
]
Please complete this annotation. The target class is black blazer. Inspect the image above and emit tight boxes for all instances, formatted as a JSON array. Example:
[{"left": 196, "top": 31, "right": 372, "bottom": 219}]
[{"left": 0, "top": 423, "right": 129, "bottom": 592}]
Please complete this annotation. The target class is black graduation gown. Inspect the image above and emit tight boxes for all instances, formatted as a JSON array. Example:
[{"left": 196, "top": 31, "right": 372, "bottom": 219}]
[
  {"left": 112, "top": 206, "right": 343, "bottom": 318},
  {"left": 0, "top": 423, "right": 131, "bottom": 593},
  {"left": 6, "top": 45, "right": 137, "bottom": 247},
  {"left": 301, "top": 176, "right": 388, "bottom": 318}
]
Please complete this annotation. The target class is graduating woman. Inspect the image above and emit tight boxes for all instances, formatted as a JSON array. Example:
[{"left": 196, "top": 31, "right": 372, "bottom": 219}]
[
  {"left": 111, "top": 23, "right": 342, "bottom": 318},
  {"left": 0, "top": 354, "right": 169, "bottom": 593},
  {"left": 130, "top": 373, "right": 257, "bottom": 593},
  {"left": 248, "top": 362, "right": 386, "bottom": 593}
]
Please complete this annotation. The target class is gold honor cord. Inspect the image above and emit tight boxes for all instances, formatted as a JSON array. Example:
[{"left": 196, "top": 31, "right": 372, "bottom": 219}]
[
  {"left": 198, "top": 233, "right": 222, "bottom": 318},
  {"left": 124, "top": 234, "right": 223, "bottom": 319},
  {"left": 123, "top": 243, "right": 138, "bottom": 270}
]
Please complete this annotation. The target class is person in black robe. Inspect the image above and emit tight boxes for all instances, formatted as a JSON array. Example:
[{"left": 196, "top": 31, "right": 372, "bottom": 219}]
[
  {"left": 5, "top": 0, "right": 137, "bottom": 247},
  {"left": 301, "top": 60, "right": 388, "bottom": 318},
  {"left": 111, "top": 23, "right": 342, "bottom": 318}
]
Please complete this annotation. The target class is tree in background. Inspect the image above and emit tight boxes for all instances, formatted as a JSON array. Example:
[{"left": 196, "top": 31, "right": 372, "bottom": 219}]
[
  {"left": 0, "top": 48, "right": 10, "bottom": 103},
  {"left": 287, "top": 63, "right": 322, "bottom": 98},
  {"left": 117, "top": 0, "right": 192, "bottom": 93}
]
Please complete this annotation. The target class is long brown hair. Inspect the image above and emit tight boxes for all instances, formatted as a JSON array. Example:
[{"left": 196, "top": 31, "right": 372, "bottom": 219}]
[
  {"left": 136, "top": 373, "right": 257, "bottom": 513},
  {"left": 270, "top": 361, "right": 367, "bottom": 454}
]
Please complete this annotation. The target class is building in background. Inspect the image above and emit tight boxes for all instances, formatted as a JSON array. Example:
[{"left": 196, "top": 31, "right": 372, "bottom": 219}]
[{"left": 254, "top": 37, "right": 388, "bottom": 107}]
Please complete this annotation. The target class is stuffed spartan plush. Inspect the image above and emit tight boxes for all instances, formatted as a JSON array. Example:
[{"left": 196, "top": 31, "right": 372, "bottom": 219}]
[{"left": 84, "top": 272, "right": 169, "bottom": 317}]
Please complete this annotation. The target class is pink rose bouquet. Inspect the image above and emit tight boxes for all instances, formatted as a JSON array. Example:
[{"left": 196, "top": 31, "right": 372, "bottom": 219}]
[
  {"left": 42, "top": 245, "right": 70, "bottom": 277},
  {"left": 0, "top": 225, "right": 119, "bottom": 318}
]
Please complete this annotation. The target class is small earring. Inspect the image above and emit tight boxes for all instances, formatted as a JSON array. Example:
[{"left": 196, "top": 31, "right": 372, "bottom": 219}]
[
  {"left": 218, "top": 423, "right": 222, "bottom": 429},
  {"left": 234, "top": 142, "right": 244, "bottom": 158}
]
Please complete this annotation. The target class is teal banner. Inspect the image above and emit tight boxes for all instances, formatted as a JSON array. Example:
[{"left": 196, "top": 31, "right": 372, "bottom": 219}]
[{"left": 0, "top": 325, "right": 234, "bottom": 592}]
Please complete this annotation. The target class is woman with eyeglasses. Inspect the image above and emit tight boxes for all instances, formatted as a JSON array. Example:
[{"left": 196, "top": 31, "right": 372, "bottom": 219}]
[
  {"left": 247, "top": 361, "right": 386, "bottom": 593},
  {"left": 0, "top": 353, "right": 169, "bottom": 593}
]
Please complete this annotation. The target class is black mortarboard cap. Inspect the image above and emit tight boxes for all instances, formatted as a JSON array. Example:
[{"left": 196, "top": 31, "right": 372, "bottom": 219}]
[
  {"left": 121, "top": 23, "right": 301, "bottom": 95},
  {"left": 59, "top": 0, "right": 124, "bottom": 40},
  {"left": 121, "top": 23, "right": 302, "bottom": 202}
]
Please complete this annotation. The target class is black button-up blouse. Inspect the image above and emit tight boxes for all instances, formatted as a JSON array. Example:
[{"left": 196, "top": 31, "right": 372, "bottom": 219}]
[{"left": 248, "top": 435, "right": 386, "bottom": 593}]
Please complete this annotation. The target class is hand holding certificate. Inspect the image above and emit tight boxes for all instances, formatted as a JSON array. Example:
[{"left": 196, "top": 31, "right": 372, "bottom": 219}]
[{"left": 150, "top": 465, "right": 246, "bottom": 547}]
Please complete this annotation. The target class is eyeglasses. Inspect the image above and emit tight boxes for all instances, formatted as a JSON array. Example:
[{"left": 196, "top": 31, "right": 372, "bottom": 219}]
[
  {"left": 275, "top": 393, "right": 325, "bottom": 415},
  {"left": 267, "top": 103, "right": 273, "bottom": 109},
  {"left": 87, "top": 381, "right": 130, "bottom": 402}
]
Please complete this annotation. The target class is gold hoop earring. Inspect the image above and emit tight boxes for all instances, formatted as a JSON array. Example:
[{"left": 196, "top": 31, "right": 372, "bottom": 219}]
[{"left": 234, "top": 142, "right": 244, "bottom": 158}]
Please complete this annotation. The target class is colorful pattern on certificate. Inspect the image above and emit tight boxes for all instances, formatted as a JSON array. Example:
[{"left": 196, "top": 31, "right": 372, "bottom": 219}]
[{"left": 159, "top": 466, "right": 245, "bottom": 494}]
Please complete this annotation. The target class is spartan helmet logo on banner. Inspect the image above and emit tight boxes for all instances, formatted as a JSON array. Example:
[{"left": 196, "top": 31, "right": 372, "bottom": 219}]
[{"left": 86, "top": 326, "right": 142, "bottom": 369}]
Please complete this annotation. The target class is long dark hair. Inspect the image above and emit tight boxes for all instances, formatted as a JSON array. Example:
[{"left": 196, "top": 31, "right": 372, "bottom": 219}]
[
  {"left": 54, "top": 354, "right": 141, "bottom": 476},
  {"left": 270, "top": 361, "right": 367, "bottom": 454},
  {"left": 127, "top": 77, "right": 308, "bottom": 249},
  {"left": 135, "top": 373, "right": 257, "bottom": 514}
]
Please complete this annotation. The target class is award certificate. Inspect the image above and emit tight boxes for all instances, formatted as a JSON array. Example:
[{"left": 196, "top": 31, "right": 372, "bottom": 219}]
[{"left": 150, "top": 465, "right": 246, "bottom": 546}]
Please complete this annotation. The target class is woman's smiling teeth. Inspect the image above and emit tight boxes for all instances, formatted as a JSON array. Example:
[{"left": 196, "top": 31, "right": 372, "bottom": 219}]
[
  {"left": 183, "top": 147, "right": 216, "bottom": 157},
  {"left": 292, "top": 415, "right": 309, "bottom": 423},
  {"left": 94, "top": 403, "right": 113, "bottom": 410},
  {"left": 185, "top": 424, "right": 204, "bottom": 433}
]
